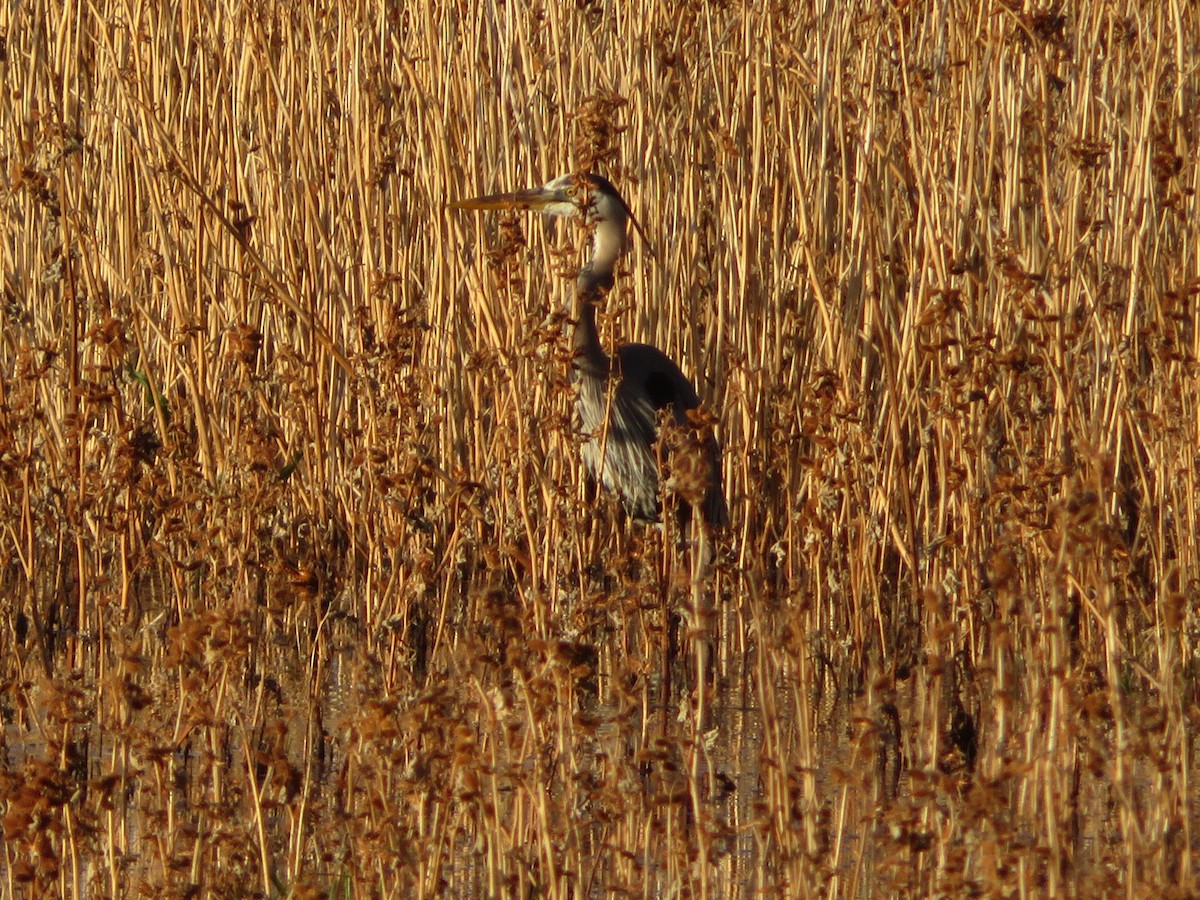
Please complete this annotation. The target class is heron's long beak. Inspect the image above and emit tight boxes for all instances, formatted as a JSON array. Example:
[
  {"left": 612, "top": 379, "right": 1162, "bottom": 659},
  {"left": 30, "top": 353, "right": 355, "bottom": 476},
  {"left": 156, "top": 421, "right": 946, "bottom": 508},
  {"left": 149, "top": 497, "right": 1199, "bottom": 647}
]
[
  {"left": 448, "top": 186, "right": 565, "bottom": 212},
  {"left": 450, "top": 180, "right": 655, "bottom": 257}
]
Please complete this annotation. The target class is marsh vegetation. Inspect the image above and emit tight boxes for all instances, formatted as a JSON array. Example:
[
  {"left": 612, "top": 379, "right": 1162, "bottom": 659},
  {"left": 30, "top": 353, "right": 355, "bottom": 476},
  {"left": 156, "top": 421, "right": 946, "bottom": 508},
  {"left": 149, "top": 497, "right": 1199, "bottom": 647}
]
[{"left": 1, "top": 0, "right": 1198, "bottom": 895}]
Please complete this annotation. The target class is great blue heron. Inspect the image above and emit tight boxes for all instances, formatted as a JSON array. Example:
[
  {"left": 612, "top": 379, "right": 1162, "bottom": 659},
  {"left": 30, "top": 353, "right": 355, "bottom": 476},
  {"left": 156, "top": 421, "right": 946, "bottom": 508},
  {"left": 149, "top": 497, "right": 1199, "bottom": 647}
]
[{"left": 452, "top": 173, "right": 728, "bottom": 531}]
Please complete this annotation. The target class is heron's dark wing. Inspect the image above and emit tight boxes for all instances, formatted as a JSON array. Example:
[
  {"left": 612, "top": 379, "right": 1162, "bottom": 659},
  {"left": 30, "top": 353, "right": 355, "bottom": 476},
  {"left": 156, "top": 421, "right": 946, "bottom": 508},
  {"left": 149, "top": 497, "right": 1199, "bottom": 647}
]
[
  {"left": 643, "top": 370, "right": 677, "bottom": 410},
  {"left": 616, "top": 344, "right": 702, "bottom": 420},
  {"left": 614, "top": 344, "right": 728, "bottom": 528}
]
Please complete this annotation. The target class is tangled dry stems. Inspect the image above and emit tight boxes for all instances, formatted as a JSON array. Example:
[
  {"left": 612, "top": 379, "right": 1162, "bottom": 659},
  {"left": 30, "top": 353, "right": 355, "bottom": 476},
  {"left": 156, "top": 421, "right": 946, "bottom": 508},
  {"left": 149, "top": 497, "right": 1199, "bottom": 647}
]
[{"left": 0, "top": 0, "right": 1198, "bottom": 896}]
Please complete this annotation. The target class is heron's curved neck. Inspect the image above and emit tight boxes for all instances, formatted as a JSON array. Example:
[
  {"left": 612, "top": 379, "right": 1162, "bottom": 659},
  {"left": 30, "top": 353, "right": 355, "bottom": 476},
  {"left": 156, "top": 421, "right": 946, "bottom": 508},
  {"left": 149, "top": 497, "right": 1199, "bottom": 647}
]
[
  {"left": 572, "top": 266, "right": 612, "bottom": 375},
  {"left": 589, "top": 217, "right": 626, "bottom": 277},
  {"left": 571, "top": 215, "right": 626, "bottom": 376}
]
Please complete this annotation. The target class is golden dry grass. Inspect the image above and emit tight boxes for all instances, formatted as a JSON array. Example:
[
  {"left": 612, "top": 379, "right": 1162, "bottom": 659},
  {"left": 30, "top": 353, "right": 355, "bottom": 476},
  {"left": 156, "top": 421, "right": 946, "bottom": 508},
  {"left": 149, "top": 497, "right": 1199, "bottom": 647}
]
[{"left": 1, "top": 0, "right": 1199, "bottom": 895}]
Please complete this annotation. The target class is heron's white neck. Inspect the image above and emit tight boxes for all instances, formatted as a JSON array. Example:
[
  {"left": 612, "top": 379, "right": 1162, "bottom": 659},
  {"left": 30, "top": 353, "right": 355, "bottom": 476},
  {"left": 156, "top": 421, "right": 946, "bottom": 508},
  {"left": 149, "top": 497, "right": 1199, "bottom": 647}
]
[
  {"left": 571, "top": 199, "right": 627, "bottom": 376},
  {"left": 574, "top": 214, "right": 626, "bottom": 304},
  {"left": 589, "top": 217, "right": 627, "bottom": 277}
]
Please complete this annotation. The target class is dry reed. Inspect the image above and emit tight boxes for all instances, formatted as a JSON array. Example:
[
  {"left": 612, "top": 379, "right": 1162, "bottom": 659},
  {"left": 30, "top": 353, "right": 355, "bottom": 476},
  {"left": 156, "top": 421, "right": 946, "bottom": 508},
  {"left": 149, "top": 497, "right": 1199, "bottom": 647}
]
[{"left": 0, "top": 0, "right": 1198, "bottom": 896}]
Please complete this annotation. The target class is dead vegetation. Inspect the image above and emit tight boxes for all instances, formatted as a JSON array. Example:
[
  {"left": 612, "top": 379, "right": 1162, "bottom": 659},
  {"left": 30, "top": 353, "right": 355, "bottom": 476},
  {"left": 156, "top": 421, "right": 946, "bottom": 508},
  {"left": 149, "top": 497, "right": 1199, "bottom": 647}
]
[{"left": 0, "top": 0, "right": 1198, "bottom": 895}]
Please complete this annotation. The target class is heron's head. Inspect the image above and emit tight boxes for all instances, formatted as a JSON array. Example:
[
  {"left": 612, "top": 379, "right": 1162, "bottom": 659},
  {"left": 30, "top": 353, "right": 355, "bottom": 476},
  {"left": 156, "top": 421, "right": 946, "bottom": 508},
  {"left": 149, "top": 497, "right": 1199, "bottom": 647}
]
[{"left": 451, "top": 173, "right": 650, "bottom": 279}]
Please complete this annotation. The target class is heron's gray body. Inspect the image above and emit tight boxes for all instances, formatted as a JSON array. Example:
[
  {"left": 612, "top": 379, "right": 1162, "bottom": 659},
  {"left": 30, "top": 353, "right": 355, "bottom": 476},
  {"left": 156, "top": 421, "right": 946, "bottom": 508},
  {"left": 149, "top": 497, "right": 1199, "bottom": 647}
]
[{"left": 573, "top": 327, "right": 725, "bottom": 526}]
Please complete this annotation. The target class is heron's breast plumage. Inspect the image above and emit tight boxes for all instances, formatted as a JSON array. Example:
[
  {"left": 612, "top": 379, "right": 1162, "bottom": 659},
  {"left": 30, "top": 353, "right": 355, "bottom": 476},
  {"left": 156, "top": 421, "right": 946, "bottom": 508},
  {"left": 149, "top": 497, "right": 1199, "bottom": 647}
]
[
  {"left": 572, "top": 344, "right": 708, "bottom": 522},
  {"left": 574, "top": 365, "right": 661, "bottom": 521}
]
